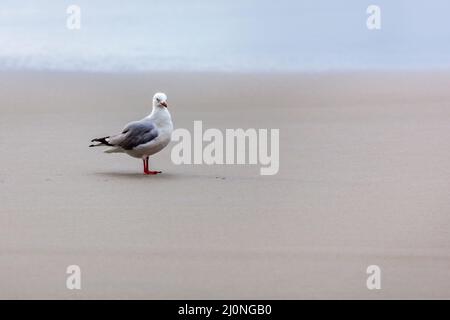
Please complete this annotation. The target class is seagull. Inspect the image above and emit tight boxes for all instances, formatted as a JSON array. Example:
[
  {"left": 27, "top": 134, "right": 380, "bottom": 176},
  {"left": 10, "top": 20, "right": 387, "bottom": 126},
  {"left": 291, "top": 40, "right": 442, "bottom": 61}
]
[{"left": 89, "top": 92, "right": 173, "bottom": 174}]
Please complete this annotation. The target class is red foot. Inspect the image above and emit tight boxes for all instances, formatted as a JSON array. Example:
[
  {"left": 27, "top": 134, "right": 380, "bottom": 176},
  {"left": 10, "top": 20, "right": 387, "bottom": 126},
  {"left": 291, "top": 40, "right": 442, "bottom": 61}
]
[
  {"left": 144, "top": 170, "right": 162, "bottom": 175},
  {"left": 142, "top": 157, "right": 161, "bottom": 175}
]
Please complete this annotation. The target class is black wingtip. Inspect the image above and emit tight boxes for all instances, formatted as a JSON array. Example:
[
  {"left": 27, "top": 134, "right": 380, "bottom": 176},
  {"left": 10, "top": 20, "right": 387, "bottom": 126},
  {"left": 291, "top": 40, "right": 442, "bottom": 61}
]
[{"left": 90, "top": 136, "right": 113, "bottom": 146}]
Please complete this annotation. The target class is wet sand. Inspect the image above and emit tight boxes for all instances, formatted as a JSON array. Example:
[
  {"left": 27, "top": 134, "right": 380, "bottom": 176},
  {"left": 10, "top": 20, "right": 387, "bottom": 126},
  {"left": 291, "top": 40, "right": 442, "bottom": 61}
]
[{"left": 0, "top": 71, "right": 449, "bottom": 299}]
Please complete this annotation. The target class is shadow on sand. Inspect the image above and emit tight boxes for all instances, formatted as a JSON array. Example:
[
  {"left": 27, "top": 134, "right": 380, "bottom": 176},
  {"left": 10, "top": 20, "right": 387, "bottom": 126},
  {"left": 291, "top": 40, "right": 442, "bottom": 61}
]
[{"left": 92, "top": 171, "right": 227, "bottom": 181}]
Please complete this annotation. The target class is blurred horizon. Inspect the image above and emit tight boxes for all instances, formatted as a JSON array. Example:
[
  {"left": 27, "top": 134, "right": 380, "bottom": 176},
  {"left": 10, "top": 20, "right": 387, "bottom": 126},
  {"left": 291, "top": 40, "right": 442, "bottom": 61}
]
[{"left": 1, "top": 0, "right": 450, "bottom": 72}]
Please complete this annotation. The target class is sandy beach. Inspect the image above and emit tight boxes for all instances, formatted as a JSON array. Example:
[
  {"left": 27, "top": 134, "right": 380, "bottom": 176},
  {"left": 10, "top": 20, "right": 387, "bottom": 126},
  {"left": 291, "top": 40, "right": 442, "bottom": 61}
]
[{"left": 0, "top": 71, "right": 449, "bottom": 299}]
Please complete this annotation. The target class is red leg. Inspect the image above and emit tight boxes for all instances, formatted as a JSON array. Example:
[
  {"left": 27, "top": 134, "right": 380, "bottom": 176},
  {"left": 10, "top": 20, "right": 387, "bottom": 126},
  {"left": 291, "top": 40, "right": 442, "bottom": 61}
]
[
  {"left": 142, "top": 158, "right": 148, "bottom": 173},
  {"left": 143, "top": 157, "right": 161, "bottom": 175}
]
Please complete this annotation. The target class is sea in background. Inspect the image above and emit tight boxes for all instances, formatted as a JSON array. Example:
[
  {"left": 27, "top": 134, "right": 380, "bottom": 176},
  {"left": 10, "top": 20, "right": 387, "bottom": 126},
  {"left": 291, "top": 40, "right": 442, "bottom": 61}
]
[{"left": 1, "top": 0, "right": 450, "bottom": 72}]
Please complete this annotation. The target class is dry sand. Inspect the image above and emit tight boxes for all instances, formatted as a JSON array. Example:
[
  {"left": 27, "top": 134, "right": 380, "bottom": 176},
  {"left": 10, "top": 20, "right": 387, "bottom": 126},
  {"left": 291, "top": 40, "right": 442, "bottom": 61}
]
[{"left": 0, "top": 71, "right": 449, "bottom": 299}]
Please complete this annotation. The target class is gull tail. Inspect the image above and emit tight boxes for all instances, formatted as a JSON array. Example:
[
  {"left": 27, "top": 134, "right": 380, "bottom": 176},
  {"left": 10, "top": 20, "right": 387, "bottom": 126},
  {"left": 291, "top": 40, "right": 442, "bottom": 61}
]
[
  {"left": 89, "top": 136, "right": 113, "bottom": 147},
  {"left": 104, "top": 147, "right": 124, "bottom": 153}
]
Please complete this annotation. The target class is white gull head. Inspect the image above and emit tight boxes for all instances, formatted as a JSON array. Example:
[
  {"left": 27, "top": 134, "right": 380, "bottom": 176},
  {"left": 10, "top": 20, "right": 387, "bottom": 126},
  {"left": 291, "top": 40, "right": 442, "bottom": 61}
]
[
  {"left": 148, "top": 92, "right": 172, "bottom": 128},
  {"left": 153, "top": 92, "right": 168, "bottom": 109}
]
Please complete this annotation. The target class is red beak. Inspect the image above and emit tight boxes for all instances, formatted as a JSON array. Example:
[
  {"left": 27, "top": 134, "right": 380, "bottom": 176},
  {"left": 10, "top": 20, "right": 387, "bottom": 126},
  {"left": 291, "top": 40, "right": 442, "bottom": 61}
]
[{"left": 161, "top": 101, "right": 168, "bottom": 108}]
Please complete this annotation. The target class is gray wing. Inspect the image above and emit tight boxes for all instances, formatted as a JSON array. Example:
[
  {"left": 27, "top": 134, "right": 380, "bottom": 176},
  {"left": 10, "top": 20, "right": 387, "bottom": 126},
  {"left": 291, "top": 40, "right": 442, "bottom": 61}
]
[{"left": 117, "top": 120, "right": 159, "bottom": 150}]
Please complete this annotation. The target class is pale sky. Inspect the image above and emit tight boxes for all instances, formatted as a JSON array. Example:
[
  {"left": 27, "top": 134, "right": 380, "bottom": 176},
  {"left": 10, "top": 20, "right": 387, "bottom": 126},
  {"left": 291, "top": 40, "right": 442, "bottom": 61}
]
[{"left": 0, "top": 0, "right": 449, "bottom": 71}]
